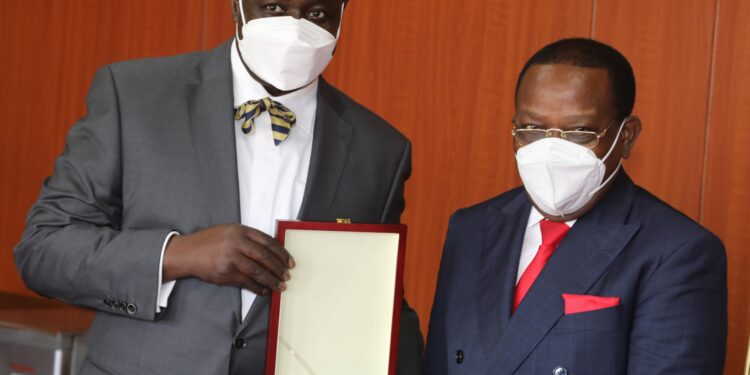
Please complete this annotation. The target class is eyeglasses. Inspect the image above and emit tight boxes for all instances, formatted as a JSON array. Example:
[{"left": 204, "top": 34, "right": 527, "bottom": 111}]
[{"left": 511, "top": 117, "right": 622, "bottom": 149}]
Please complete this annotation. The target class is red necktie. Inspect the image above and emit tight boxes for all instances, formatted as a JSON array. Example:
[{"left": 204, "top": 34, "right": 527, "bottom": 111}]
[{"left": 513, "top": 219, "right": 570, "bottom": 313}]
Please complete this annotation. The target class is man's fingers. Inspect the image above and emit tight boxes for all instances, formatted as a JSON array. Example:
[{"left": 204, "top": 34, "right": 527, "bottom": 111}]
[
  {"left": 267, "top": 240, "right": 295, "bottom": 269},
  {"left": 233, "top": 258, "right": 287, "bottom": 292},
  {"left": 243, "top": 227, "right": 295, "bottom": 269},
  {"left": 237, "top": 239, "right": 290, "bottom": 282}
]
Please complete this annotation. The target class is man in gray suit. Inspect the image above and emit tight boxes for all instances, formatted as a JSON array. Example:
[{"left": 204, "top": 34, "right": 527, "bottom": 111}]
[{"left": 14, "top": 0, "right": 423, "bottom": 373}]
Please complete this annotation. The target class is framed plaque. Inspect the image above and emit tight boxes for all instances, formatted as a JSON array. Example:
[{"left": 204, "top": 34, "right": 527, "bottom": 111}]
[{"left": 265, "top": 221, "right": 407, "bottom": 375}]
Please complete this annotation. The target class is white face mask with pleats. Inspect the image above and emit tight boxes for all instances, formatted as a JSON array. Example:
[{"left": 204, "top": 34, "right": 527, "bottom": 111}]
[
  {"left": 235, "top": 2, "right": 344, "bottom": 91},
  {"left": 515, "top": 118, "right": 627, "bottom": 217}
]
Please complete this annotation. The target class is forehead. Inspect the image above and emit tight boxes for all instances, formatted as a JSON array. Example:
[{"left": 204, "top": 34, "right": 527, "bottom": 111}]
[
  {"left": 516, "top": 64, "right": 614, "bottom": 119},
  {"left": 247, "top": 0, "right": 341, "bottom": 6}
]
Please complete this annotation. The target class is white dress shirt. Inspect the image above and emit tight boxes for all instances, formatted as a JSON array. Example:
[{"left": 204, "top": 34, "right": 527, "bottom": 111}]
[
  {"left": 516, "top": 206, "right": 576, "bottom": 284},
  {"left": 157, "top": 40, "right": 317, "bottom": 320}
]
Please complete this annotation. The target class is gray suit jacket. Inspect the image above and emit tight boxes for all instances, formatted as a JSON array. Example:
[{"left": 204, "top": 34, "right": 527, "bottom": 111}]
[{"left": 14, "top": 40, "right": 423, "bottom": 375}]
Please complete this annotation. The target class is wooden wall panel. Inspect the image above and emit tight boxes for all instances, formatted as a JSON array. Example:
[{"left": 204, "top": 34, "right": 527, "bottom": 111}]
[
  {"left": 0, "top": 0, "right": 205, "bottom": 295},
  {"left": 203, "top": 0, "right": 235, "bottom": 49},
  {"left": 702, "top": 0, "right": 750, "bottom": 372},
  {"left": 2, "top": 1, "right": 748, "bottom": 372},
  {"left": 592, "top": 0, "right": 717, "bottom": 219}
]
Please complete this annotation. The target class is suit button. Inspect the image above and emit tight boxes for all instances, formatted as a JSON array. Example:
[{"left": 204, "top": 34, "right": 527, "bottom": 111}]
[
  {"left": 455, "top": 350, "right": 464, "bottom": 364},
  {"left": 233, "top": 338, "right": 246, "bottom": 349},
  {"left": 553, "top": 366, "right": 568, "bottom": 375},
  {"left": 126, "top": 304, "right": 137, "bottom": 315}
]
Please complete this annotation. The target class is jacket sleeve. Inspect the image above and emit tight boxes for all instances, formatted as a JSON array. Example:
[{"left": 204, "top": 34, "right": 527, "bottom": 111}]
[
  {"left": 627, "top": 231, "right": 728, "bottom": 373},
  {"left": 13, "top": 66, "right": 172, "bottom": 321}
]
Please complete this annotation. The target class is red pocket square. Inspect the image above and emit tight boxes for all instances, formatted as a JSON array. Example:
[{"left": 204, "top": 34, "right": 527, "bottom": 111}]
[{"left": 562, "top": 293, "right": 621, "bottom": 315}]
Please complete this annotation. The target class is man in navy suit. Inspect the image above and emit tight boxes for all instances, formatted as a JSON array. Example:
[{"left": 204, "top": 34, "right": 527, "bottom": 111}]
[{"left": 423, "top": 38, "right": 727, "bottom": 374}]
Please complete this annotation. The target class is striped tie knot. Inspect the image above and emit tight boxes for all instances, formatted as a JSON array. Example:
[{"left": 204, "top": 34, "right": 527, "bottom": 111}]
[{"left": 234, "top": 98, "right": 297, "bottom": 146}]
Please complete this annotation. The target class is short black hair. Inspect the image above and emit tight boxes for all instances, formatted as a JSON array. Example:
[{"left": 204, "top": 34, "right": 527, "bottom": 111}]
[{"left": 515, "top": 38, "right": 636, "bottom": 119}]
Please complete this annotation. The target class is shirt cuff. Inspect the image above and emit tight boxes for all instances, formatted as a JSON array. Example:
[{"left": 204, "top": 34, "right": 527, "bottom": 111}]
[{"left": 156, "top": 231, "right": 180, "bottom": 313}]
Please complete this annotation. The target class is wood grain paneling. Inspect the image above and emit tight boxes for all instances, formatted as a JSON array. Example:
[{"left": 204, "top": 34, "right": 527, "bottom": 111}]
[
  {"left": 2, "top": 1, "right": 748, "bottom": 372},
  {"left": 0, "top": 292, "right": 93, "bottom": 333},
  {"left": 592, "top": 0, "right": 717, "bottom": 219},
  {"left": 203, "top": 0, "right": 235, "bottom": 48},
  {"left": 702, "top": 0, "right": 750, "bottom": 372},
  {"left": 0, "top": 0, "right": 205, "bottom": 295}
]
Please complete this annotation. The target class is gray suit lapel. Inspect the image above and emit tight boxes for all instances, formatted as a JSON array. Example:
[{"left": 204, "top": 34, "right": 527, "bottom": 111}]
[
  {"left": 297, "top": 79, "right": 354, "bottom": 221},
  {"left": 238, "top": 294, "right": 270, "bottom": 333},
  {"left": 484, "top": 174, "right": 641, "bottom": 374},
  {"left": 187, "top": 40, "right": 243, "bottom": 326}
]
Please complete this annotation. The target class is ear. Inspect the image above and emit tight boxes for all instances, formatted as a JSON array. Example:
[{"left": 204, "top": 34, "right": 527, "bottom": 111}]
[
  {"left": 231, "top": 0, "right": 241, "bottom": 24},
  {"left": 619, "top": 116, "right": 642, "bottom": 159}
]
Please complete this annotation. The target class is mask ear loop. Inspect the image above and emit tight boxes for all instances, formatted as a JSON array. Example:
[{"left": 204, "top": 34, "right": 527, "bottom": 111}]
[
  {"left": 601, "top": 116, "right": 628, "bottom": 162},
  {"left": 236, "top": 0, "right": 248, "bottom": 41},
  {"left": 587, "top": 116, "right": 630, "bottom": 198},
  {"left": 335, "top": 2, "right": 346, "bottom": 39}
]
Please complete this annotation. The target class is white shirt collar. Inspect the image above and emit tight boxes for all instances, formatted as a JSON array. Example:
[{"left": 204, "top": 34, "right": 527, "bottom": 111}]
[
  {"left": 230, "top": 39, "right": 318, "bottom": 135},
  {"left": 525, "top": 205, "right": 577, "bottom": 229}
]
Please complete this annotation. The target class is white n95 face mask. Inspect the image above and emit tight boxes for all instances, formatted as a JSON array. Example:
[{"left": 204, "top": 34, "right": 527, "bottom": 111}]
[
  {"left": 515, "top": 119, "right": 626, "bottom": 217},
  {"left": 235, "top": 4, "right": 343, "bottom": 91}
]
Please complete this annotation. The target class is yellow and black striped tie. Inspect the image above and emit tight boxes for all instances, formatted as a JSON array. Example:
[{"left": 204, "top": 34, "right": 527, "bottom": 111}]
[{"left": 234, "top": 98, "right": 297, "bottom": 146}]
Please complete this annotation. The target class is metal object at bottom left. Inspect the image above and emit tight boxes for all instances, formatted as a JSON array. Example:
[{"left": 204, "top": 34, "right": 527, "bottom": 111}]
[
  {"left": 0, "top": 293, "right": 93, "bottom": 375},
  {"left": 0, "top": 326, "right": 87, "bottom": 375}
]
